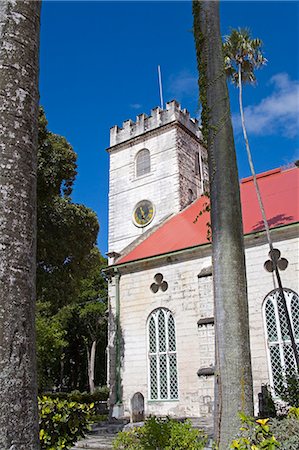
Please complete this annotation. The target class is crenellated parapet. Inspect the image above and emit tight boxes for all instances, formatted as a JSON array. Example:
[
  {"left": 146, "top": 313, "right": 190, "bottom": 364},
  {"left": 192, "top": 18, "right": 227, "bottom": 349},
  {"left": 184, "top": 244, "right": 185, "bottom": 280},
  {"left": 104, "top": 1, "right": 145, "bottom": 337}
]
[{"left": 110, "top": 100, "right": 201, "bottom": 147}]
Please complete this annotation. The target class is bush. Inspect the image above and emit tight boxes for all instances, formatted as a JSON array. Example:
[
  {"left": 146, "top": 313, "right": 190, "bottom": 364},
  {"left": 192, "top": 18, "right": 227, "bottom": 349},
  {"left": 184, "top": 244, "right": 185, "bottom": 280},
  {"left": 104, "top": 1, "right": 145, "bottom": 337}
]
[
  {"left": 44, "top": 386, "right": 109, "bottom": 403},
  {"left": 113, "top": 428, "right": 143, "bottom": 450},
  {"left": 276, "top": 370, "right": 299, "bottom": 407},
  {"left": 165, "top": 420, "right": 208, "bottom": 450},
  {"left": 39, "top": 396, "right": 95, "bottom": 449},
  {"left": 113, "top": 416, "right": 207, "bottom": 450},
  {"left": 230, "top": 414, "right": 280, "bottom": 449},
  {"left": 270, "top": 409, "right": 299, "bottom": 450}
]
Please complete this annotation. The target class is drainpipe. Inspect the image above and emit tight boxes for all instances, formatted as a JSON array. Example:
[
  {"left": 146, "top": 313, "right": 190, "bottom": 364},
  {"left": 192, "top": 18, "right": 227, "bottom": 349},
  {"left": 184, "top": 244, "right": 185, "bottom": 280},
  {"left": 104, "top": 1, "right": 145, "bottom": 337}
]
[{"left": 114, "top": 268, "right": 122, "bottom": 405}]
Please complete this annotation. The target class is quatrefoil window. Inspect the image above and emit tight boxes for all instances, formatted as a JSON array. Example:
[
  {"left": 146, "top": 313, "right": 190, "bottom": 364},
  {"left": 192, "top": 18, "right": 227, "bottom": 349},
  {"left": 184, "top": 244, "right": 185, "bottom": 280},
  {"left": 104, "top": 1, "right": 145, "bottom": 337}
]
[{"left": 150, "top": 273, "right": 168, "bottom": 293}]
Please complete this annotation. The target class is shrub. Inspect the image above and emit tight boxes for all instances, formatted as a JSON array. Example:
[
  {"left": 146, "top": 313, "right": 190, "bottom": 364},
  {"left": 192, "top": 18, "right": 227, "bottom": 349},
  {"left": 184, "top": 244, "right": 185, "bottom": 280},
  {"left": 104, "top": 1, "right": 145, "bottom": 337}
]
[
  {"left": 270, "top": 410, "right": 299, "bottom": 450},
  {"left": 276, "top": 370, "right": 299, "bottom": 407},
  {"left": 44, "top": 386, "right": 109, "bottom": 403},
  {"left": 140, "top": 416, "right": 173, "bottom": 449},
  {"left": 230, "top": 414, "right": 280, "bottom": 449},
  {"left": 113, "top": 416, "right": 207, "bottom": 450},
  {"left": 113, "top": 428, "right": 143, "bottom": 450},
  {"left": 166, "top": 420, "right": 207, "bottom": 450},
  {"left": 39, "top": 396, "right": 95, "bottom": 449},
  {"left": 288, "top": 406, "right": 299, "bottom": 419}
]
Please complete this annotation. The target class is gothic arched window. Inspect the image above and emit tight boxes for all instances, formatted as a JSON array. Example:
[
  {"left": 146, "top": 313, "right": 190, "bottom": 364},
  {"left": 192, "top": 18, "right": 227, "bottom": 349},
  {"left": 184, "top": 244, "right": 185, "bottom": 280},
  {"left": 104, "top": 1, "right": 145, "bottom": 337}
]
[
  {"left": 263, "top": 288, "right": 299, "bottom": 393},
  {"left": 148, "top": 308, "right": 178, "bottom": 400},
  {"left": 136, "top": 149, "right": 150, "bottom": 177}
]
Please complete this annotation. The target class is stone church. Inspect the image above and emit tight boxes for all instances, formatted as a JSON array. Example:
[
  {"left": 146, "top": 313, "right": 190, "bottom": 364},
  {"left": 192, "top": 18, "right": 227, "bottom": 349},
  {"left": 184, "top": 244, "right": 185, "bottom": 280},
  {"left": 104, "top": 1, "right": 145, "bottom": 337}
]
[{"left": 105, "top": 100, "right": 299, "bottom": 422}]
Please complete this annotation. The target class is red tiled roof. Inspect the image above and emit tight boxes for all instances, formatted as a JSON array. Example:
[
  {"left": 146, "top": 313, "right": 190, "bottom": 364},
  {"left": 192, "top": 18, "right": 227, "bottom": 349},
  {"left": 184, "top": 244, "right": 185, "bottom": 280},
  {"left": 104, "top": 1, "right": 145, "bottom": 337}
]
[{"left": 117, "top": 167, "right": 299, "bottom": 264}]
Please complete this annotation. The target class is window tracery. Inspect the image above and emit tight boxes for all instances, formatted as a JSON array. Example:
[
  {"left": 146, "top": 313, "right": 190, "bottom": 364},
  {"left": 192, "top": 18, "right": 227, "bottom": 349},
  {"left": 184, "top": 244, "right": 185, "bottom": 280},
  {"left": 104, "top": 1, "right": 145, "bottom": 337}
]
[
  {"left": 148, "top": 308, "right": 178, "bottom": 400},
  {"left": 263, "top": 288, "right": 299, "bottom": 393}
]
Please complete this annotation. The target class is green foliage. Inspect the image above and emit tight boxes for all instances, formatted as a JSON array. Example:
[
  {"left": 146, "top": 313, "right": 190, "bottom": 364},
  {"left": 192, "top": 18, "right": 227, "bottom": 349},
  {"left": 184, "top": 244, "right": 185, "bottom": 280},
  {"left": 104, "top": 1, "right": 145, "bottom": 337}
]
[
  {"left": 37, "top": 107, "right": 100, "bottom": 313},
  {"left": 140, "top": 416, "right": 173, "bottom": 449},
  {"left": 165, "top": 420, "right": 208, "bottom": 450},
  {"left": 50, "top": 293, "right": 107, "bottom": 392},
  {"left": 39, "top": 396, "right": 95, "bottom": 449},
  {"left": 36, "top": 108, "right": 108, "bottom": 392},
  {"left": 113, "top": 417, "right": 207, "bottom": 450},
  {"left": 223, "top": 28, "right": 267, "bottom": 86},
  {"left": 276, "top": 370, "right": 299, "bottom": 407},
  {"left": 113, "top": 428, "right": 144, "bottom": 450},
  {"left": 270, "top": 412, "right": 299, "bottom": 450},
  {"left": 288, "top": 407, "right": 299, "bottom": 419},
  {"left": 230, "top": 414, "right": 280, "bottom": 449},
  {"left": 45, "top": 386, "right": 109, "bottom": 403},
  {"left": 36, "top": 307, "right": 67, "bottom": 390},
  {"left": 192, "top": 0, "right": 209, "bottom": 144},
  {"left": 79, "top": 300, "right": 107, "bottom": 344}
]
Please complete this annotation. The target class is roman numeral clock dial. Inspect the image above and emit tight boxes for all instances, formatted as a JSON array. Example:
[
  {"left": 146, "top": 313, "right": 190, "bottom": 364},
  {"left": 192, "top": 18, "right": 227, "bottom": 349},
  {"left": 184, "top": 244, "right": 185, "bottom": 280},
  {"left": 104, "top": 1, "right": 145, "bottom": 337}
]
[{"left": 133, "top": 200, "right": 155, "bottom": 227}]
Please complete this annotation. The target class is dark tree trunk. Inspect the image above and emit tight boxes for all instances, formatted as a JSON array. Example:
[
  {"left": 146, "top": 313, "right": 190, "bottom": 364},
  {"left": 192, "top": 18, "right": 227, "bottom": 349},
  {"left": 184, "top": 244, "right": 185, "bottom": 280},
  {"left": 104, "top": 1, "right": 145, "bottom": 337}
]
[
  {"left": 0, "top": 1, "right": 41, "bottom": 448},
  {"left": 193, "top": 1, "right": 254, "bottom": 447}
]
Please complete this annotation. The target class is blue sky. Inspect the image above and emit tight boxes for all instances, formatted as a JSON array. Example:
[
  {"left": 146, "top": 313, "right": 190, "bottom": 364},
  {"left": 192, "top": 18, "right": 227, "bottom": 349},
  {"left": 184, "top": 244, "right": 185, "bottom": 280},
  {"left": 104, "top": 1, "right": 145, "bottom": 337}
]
[{"left": 40, "top": 1, "right": 299, "bottom": 254}]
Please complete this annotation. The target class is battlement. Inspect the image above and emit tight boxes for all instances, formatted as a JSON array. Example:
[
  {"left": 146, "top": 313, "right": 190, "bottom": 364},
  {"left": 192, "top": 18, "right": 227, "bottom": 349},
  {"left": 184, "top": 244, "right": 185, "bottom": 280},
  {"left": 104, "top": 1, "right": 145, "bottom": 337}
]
[{"left": 109, "top": 100, "right": 201, "bottom": 147}]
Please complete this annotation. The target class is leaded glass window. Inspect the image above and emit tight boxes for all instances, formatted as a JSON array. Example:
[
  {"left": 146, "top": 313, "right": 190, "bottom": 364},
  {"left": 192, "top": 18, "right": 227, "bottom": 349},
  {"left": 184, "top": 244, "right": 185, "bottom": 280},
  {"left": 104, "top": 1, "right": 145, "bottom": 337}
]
[
  {"left": 263, "top": 288, "right": 299, "bottom": 393},
  {"left": 148, "top": 309, "right": 178, "bottom": 400},
  {"left": 136, "top": 149, "right": 150, "bottom": 177}
]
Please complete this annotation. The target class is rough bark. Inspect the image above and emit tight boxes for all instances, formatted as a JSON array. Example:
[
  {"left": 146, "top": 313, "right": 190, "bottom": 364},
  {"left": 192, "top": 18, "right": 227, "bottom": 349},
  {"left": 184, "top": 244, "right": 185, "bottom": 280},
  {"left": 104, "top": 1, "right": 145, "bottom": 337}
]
[
  {"left": 193, "top": 1, "right": 254, "bottom": 447},
  {"left": 0, "top": 1, "right": 41, "bottom": 449}
]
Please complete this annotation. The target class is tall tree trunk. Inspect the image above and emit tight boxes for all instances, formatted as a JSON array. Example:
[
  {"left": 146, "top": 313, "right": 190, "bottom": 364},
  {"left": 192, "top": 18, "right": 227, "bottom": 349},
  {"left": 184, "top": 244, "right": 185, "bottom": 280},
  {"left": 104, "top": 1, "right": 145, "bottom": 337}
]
[
  {"left": 193, "top": 1, "right": 253, "bottom": 447},
  {"left": 0, "top": 1, "right": 41, "bottom": 449},
  {"left": 88, "top": 340, "right": 97, "bottom": 393}
]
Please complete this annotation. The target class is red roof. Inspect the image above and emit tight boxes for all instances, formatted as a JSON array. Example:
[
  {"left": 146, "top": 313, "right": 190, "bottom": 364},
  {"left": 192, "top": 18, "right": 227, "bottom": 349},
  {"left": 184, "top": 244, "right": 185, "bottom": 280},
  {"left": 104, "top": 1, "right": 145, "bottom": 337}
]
[{"left": 118, "top": 167, "right": 299, "bottom": 264}]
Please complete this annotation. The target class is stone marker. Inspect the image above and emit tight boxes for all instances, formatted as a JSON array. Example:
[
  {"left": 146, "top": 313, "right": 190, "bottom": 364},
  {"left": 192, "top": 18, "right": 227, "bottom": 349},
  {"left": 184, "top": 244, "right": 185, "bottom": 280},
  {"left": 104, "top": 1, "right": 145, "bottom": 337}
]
[{"left": 131, "top": 392, "right": 144, "bottom": 423}]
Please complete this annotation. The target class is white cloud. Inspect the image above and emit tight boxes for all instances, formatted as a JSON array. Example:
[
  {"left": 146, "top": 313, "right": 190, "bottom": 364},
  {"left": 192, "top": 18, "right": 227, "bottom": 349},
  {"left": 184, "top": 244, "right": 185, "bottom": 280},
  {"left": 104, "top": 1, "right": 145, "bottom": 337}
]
[
  {"left": 168, "top": 70, "right": 198, "bottom": 100},
  {"left": 130, "top": 103, "right": 142, "bottom": 110},
  {"left": 233, "top": 73, "right": 299, "bottom": 138}
]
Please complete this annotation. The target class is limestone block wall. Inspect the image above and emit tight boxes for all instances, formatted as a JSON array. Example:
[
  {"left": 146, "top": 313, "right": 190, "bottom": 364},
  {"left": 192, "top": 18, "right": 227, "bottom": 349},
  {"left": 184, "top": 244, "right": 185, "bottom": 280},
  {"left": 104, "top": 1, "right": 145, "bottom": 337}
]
[
  {"left": 109, "top": 254, "right": 214, "bottom": 419},
  {"left": 107, "top": 101, "right": 208, "bottom": 257},
  {"left": 108, "top": 127, "right": 181, "bottom": 254},
  {"left": 177, "top": 127, "right": 208, "bottom": 208},
  {"left": 246, "top": 234, "right": 299, "bottom": 410},
  {"left": 108, "top": 232, "right": 299, "bottom": 419},
  {"left": 109, "top": 101, "right": 201, "bottom": 147}
]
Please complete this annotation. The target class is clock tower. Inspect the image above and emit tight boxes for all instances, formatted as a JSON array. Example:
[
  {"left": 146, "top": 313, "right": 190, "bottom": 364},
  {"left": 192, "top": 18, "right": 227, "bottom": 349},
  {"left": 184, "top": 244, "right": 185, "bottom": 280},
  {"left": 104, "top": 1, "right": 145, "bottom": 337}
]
[{"left": 107, "top": 100, "right": 208, "bottom": 259}]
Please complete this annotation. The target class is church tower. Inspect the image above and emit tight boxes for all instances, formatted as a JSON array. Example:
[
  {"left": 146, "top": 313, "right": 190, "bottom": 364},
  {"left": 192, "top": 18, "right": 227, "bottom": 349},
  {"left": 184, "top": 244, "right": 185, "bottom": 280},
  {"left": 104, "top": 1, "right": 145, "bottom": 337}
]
[{"left": 107, "top": 100, "right": 208, "bottom": 257}]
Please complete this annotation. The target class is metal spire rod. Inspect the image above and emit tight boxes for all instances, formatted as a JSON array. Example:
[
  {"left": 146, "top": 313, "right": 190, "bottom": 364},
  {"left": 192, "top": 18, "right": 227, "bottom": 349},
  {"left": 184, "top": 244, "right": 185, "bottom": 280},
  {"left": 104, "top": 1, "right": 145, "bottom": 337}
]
[{"left": 158, "top": 65, "right": 164, "bottom": 109}]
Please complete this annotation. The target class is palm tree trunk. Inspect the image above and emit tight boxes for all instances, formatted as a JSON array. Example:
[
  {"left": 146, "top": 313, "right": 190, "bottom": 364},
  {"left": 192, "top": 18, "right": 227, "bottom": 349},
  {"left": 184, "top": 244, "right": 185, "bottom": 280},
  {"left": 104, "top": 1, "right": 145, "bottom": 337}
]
[
  {"left": 193, "top": 1, "right": 253, "bottom": 447},
  {"left": 238, "top": 64, "right": 299, "bottom": 370},
  {"left": 238, "top": 64, "right": 273, "bottom": 247},
  {"left": 0, "top": 1, "right": 41, "bottom": 449}
]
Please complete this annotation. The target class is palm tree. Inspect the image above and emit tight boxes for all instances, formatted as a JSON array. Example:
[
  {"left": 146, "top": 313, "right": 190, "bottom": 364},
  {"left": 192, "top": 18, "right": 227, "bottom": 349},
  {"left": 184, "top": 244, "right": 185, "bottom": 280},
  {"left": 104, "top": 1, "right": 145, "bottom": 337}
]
[
  {"left": 223, "top": 29, "right": 299, "bottom": 370},
  {"left": 0, "top": 1, "right": 41, "bottom": 448},
  {"left": 223, "top": 29, "right": 270, "bottom": 241},
  {"left": 193, "top": 2, "right": 253, "bottom": 448}
]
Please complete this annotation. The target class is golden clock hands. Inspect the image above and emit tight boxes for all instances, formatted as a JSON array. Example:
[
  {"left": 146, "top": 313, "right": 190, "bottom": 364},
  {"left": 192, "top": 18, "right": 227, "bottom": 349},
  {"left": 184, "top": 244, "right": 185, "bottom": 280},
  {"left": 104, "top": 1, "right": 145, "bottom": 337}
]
[{"left": 140, "top": 206, "right": 145, "bottom": 218}]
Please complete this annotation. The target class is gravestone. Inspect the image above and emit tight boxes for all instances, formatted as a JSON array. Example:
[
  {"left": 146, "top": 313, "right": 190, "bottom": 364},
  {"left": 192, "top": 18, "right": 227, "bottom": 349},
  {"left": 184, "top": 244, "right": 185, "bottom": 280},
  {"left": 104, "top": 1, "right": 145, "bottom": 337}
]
[{"left": 131, "top": 392, "right": 144, "bottom": 423}]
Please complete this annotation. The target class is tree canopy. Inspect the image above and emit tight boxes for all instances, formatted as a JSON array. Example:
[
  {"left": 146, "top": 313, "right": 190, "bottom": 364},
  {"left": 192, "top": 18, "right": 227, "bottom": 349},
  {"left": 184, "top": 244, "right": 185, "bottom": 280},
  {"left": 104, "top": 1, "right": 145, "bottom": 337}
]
[
  {"left": 223, "top": 28, "right": 267, "bottom": 86},
  {"left": 37, "top": 108, "right": 100, "bottom": 314},
  {"left": 36, "top": 108, "right": 107, "bottom": 392}
]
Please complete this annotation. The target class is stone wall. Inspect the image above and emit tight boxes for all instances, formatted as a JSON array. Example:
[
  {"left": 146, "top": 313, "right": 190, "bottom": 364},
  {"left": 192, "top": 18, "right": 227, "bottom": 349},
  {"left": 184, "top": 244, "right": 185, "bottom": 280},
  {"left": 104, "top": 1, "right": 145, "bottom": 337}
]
[
  {"left": 107, "top": 103, "right": 208, "bottom": 257},
  {"left": 108, "top": 230, "right": 299, "bottom": 419},
  {"left": 108, "top": 126, "right": 181, "bottom": 254},
  {"left": 109, "top": 100, "right": 201, "bottom": 147}
]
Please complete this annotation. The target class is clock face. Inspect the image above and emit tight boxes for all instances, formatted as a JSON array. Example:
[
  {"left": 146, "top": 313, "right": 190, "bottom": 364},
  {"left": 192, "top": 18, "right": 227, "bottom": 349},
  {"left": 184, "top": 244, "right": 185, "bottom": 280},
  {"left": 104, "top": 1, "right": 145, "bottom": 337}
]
[{"left": 133, "top": 200, "right": 155, "bottom": 227}]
